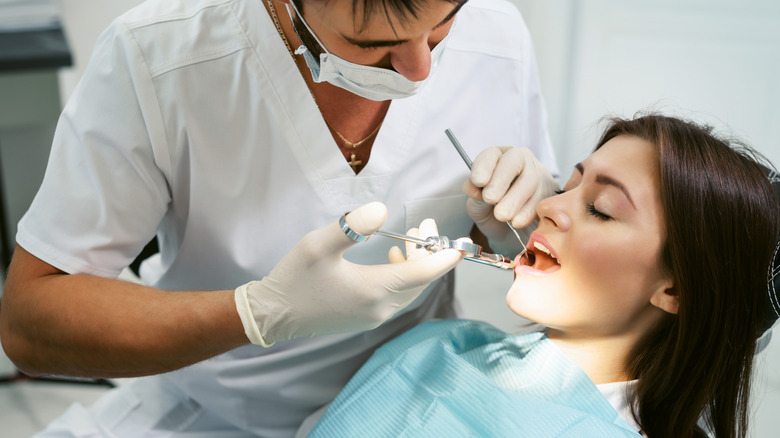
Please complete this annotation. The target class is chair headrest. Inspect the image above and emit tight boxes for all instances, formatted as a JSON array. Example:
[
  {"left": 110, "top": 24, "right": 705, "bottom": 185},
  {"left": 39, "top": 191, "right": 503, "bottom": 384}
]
[{"left": 763, "top": 168, "right": 780, "bottom": 335}]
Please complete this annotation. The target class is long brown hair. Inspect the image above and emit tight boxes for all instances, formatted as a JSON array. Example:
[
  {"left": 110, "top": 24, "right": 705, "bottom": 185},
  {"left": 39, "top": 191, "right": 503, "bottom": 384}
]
[{"left": 595, "top": 115, "right": 780, "bottom": 438}]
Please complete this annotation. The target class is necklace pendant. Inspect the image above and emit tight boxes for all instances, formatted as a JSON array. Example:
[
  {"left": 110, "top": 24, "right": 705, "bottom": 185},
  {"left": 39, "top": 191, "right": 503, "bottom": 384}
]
[{"left": 348, "top": 153, "right": 363, "bottom": 171}]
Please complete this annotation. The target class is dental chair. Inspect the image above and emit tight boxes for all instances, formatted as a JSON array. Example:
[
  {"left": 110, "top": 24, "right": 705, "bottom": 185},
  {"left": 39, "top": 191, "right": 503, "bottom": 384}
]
[
  {"left": 750, "top": 167, "right": 780, "bottom": 438},
  {"left": 762, "top": 167, "right": 780, "bottom": 340},
  {"left": 129, "top": 237, "right": 159, "bottom": 277}
]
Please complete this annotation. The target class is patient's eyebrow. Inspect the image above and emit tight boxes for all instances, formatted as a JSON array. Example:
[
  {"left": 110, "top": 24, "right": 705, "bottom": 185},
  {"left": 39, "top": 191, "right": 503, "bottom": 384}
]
[{"left": 575, "top": 163, "right": 636, "bottom": 209}]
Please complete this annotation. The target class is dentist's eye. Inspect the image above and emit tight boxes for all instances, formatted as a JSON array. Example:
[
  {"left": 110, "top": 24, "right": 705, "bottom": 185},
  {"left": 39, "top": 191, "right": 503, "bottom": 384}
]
[{"left": 587, "top": 203, "right": 611, "bottom": 221}]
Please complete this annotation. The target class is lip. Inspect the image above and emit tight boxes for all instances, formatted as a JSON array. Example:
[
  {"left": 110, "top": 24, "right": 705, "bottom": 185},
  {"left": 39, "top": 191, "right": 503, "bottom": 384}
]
[{"left": 513, "top": 232, "right": 561, "bottom": 276}]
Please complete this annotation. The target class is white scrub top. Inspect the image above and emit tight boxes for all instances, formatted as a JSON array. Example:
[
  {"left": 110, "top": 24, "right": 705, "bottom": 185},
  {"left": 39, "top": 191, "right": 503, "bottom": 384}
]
[{"left": 19, "top": 0, "right": 558, "bottom": 435}]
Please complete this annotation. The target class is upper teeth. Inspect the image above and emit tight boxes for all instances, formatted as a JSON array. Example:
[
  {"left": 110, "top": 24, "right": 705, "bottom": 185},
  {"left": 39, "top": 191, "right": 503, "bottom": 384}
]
[{"left": 533, "top": 241, "right": 556, "bottom": 259}]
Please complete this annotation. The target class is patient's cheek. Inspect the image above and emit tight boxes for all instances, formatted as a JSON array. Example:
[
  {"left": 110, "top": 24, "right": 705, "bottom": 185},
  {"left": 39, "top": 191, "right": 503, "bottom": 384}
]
[{"left": 575, "top": 236, "right": 662, "bottom": 305}]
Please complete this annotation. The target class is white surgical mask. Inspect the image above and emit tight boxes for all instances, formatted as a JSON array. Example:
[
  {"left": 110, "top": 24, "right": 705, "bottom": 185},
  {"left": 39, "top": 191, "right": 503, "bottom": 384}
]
[{"left": 287, "top": 1, "right": 453, "bottom": 101}]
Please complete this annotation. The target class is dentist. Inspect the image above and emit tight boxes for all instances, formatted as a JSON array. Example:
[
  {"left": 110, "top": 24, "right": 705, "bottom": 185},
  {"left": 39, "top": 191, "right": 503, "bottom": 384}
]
[{"left": 0, "top": 0, "right": 558, "bottom": 435}]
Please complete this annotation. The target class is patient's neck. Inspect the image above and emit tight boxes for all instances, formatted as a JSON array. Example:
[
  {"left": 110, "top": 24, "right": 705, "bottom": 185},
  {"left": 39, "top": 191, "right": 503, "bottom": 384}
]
[{"left": 546, "top": 329, "right": 637, "bottom": 384}]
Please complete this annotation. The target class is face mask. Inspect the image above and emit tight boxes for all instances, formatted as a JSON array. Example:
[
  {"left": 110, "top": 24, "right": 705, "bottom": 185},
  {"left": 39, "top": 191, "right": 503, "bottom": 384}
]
[{"left": 286, "top": 1, "right": 453, "bottom": 101}]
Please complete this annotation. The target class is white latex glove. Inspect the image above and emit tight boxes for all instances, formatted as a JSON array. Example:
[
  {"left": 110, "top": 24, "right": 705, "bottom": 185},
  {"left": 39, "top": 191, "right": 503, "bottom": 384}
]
[
  {"left": 234, "top": 202, "right": 465, "bottom": 346},
  {"left": 463, "top": 146, "right": 558, "bottom": 255}
]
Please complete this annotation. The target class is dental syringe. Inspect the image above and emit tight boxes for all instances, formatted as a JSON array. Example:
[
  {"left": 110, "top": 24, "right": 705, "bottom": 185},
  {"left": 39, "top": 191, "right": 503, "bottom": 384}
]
[{"left": 373, "top": 229, "right": 516, "bottom": 270}]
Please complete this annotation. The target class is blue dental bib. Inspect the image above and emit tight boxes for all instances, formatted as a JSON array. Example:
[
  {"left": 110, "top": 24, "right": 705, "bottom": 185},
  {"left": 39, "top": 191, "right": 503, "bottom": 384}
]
[{"left": 308, "top": 320, "right": 641, "bottom": 437}]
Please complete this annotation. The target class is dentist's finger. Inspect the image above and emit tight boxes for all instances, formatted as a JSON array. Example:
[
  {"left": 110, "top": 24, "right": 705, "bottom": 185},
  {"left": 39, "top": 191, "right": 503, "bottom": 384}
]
[{"left": 470, "top": 146, "right": 504, "bottom": 188}]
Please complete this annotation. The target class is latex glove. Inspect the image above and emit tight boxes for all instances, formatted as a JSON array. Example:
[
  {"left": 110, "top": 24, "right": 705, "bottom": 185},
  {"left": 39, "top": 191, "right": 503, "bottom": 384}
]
[
  {"left": 463, "top": 146, "right": 558, "bottom": 255},
  {"left": 234, "top": 202, "right": 464, "bottom": 346}
]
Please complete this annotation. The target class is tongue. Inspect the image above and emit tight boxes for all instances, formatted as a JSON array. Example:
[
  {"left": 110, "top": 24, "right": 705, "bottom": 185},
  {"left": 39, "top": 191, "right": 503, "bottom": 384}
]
[{"left": 534, "top": 253, "right": 560, "bottom": 272}]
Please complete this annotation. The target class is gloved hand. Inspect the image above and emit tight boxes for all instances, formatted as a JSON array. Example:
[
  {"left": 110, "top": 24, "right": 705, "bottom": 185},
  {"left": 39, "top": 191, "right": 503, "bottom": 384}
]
[
  {"left": 463, "top": 146, "right": 558, "bottom": 255},
  {"left": 234, "top": 202, "right": 465, "bottom": 346}
]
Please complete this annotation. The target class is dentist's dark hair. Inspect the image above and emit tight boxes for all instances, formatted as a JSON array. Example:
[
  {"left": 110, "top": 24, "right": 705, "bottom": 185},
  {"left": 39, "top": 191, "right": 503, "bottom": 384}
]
[
  {"left": 595, "top": 115, "right": 780, "bottom": 438},
  {"left": 289, "top": 0, "right": 467, "bottom": 61},
  {"left": 292, "top": 0, "right": 468, "bottom": 34}
]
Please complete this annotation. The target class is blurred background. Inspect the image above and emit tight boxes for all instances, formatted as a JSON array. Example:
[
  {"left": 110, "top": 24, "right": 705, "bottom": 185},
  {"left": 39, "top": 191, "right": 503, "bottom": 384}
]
[{"left": 1, "top": 0, "right": 778, "bottom": 436}]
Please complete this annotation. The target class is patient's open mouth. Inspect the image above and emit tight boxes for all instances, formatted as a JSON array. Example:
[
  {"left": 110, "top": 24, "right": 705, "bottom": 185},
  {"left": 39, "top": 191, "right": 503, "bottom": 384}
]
[
  {"left": 515, "top": 240, "right": 561, "bottom": 275},
  {"left": 531, "top": 241, "right": 560, "bottom": 271}
]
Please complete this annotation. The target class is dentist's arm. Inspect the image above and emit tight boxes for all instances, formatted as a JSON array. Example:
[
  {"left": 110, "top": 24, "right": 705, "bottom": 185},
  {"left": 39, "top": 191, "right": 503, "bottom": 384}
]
[
  {"left": 0, "top": 245, "right": 248, "bottom": 378},
  {"left": 0, "top": 202, "right": 462, "bottom": 377}
]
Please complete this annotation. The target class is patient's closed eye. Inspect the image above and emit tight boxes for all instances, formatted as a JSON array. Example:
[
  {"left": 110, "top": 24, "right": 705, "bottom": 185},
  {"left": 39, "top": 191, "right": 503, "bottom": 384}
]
[{"left": 587, "top": 203, "right": 611, "bottom": 221}]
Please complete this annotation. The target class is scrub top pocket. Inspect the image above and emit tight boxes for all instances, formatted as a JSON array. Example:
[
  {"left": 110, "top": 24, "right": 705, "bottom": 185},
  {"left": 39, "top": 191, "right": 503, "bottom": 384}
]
[{"left": 404, "top": 194, "right": 472, "bottom": 241}]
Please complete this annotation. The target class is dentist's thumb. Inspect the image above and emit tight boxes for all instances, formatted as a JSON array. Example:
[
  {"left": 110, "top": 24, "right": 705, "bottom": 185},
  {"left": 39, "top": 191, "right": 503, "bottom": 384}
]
[{"left": 314, "top": 202, "right": 388, "bottom": 259}]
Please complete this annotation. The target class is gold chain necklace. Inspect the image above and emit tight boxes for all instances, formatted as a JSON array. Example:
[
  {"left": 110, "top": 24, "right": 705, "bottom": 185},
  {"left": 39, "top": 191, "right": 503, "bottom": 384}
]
[{"left": 265, "top": 0, "right": 382, "bottom": 152}]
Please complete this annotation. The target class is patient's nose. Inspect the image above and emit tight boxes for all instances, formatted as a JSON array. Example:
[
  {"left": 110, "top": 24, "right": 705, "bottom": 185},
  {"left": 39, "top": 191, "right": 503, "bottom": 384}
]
[{"left": 537, "top": 195, "right": 571, "bottom": 231}]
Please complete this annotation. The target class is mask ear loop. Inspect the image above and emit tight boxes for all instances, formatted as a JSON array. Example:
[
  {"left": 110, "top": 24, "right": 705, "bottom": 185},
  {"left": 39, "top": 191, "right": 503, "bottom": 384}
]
[{"left": 286, "top": 1, "right": 330, "bottom": 55}]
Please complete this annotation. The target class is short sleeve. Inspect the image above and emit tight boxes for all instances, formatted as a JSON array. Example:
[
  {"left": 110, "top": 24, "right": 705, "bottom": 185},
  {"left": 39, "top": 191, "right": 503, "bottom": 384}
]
[{"left": 16, "top": 18, "right": 171, "bottom": 277}]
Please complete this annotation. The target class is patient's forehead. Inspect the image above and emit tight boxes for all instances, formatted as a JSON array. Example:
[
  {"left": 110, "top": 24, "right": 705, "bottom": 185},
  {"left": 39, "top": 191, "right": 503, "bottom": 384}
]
[
  {"left": 588, "top": 136, "right": 659, "bottom": 185},
  {"left": 581, "top": 136, "right": 662, "bottom": 217}
]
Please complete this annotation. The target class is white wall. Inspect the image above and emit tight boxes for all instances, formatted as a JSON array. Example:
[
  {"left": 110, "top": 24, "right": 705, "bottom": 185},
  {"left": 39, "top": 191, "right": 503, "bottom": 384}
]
[
  {"left": 512, "top": 0, "right": 780, "bottom": 182},
  {"left": 56, "top": 0, "right": 144, "bottom": 103}
]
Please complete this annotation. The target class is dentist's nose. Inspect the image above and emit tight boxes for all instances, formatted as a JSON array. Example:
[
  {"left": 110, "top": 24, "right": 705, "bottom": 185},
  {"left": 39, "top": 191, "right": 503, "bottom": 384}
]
[
  {"left": 389, "top": 37, "right": 433, "bottom": 82},
  {"left": 537, "top": 193, "right": 572, "bottom": 231}
]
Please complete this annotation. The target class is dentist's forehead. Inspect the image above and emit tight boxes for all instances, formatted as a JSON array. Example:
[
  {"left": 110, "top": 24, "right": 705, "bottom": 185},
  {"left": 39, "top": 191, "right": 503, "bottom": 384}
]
[{"left": 313, "top": 0, "right": 463, "bottom": 33}]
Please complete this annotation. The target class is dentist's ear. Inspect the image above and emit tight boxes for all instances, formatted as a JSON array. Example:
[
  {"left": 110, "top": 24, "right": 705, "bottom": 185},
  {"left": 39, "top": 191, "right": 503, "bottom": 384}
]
[{"left": 650, "top": 286, "right": 679, "bottom": 315}]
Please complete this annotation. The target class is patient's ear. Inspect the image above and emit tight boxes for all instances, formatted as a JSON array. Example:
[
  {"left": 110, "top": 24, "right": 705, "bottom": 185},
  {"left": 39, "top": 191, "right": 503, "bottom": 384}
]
[{"left": 650, "top": 283, "right": 679, "bottom": 315}]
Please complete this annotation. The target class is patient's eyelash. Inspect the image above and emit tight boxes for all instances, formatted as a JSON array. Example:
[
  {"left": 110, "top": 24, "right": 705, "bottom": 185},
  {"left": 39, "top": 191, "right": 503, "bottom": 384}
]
[
  {"left": 587, "top": 203, "right": 611, "bottom": 221},
  {"left": 554, "top": 189, "right": 566, "bottom": 195}
]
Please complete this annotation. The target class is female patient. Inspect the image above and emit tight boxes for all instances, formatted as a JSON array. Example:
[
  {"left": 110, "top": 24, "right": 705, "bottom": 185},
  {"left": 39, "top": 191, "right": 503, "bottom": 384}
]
[{"left": 304, "top": 115, "right": 780, "bottom": 437}]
